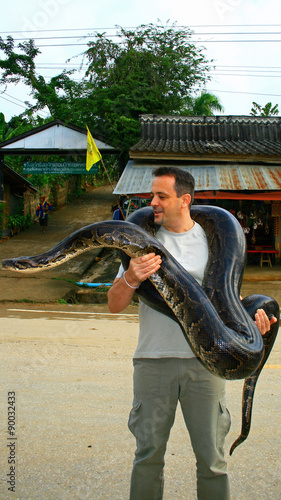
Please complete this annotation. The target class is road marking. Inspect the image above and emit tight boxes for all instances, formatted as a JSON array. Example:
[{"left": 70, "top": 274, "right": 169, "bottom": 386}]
[{"left": 8, "top": 308, "right": 138, "bottom": 319}]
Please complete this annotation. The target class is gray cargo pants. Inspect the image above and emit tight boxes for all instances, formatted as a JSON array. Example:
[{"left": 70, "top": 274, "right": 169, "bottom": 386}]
[{"left": 128, "top": 357, "right": 231, "bottom": 500}]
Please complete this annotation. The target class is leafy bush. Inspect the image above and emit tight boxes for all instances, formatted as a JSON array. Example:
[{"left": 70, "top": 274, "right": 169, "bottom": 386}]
[{"left": 5, "top": 213, "right": 33, "bottom": 234}]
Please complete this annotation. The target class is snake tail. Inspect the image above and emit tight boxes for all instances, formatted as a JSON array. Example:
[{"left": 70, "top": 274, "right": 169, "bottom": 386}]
[{"left": 230, "top": 295, "right": 280, "bottom": 454}]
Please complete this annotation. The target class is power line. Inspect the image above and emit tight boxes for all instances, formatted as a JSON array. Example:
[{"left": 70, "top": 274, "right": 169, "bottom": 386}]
[
  {"left": 28, "top": 39, "right": 281, "bottom": 48},
  {"left": 211, "top": 67, "right": 281, "bottom": 74},
  {"left": 3, "top": 92, "right": 29, "bottom": 104},
  {"left": 211, "top": 73, "right": 281, "bottom": 78},
  {"left": 214, "top": 66, "right": 281, "bottom": 71},
  {"left": 208, "top": 89, "right": 281, "bottom": 98},
  {"left": 0, "top": 27, "right": 131, "bottom": 34},
  {"left": 214, "top": 71, "right": 281, "bottom": 74},
  {"left": 5, "top": 31, "right": 281, "bottom": 42},
  {"left": 1, "top": 24, "right": 281, "bottom": 35},
  {"left": 1, "top": 26, "right": 281, "bottom": 44},
  {"left": 1, "top": 87, "right": 280, "bottom": 111},
  {"left": 0, "top": 93, "right": 48, "bottom": 117},
  {"left": 194, "top": 39, "right": 281, "bottom": 43},
  {"left": 34, "top": 62, "right": 281, "bottom": 71},
  {"left": 0, "top": 94, "right": 27, "bottom": 108}
]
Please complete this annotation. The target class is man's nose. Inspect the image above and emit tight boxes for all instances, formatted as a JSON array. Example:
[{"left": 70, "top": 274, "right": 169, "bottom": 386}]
[{"left": 151, "top": 196, "right": 158, "bottom": 207}]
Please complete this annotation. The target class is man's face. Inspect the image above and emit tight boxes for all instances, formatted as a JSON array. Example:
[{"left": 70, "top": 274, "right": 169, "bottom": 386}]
[{"left": 150, "top": 175, "right": 186, "bottom": 230}]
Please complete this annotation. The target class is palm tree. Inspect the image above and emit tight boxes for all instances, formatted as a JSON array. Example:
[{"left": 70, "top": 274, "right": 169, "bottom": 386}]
[{"left": 184, "top": 92, "right": 224, "bottom": 116}]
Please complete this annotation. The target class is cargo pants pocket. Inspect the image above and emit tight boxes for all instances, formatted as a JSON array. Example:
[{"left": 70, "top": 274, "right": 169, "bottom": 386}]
[
  {"left": 128, "top": 400, "right": 142, "bottom": 438},
  {"left": 217, "top": 400, "right": 231, "bottom": 452}
]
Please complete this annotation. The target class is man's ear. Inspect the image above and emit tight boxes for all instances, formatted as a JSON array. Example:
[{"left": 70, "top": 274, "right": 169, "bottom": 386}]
[{"left": 182, "top": 193, "right": 191, "bottom": 208}]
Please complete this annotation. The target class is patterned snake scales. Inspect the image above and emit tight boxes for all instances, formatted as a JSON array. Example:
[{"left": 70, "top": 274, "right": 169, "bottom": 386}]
[{"left": 2, "top": 205, "right": 279, "bottom": 455}]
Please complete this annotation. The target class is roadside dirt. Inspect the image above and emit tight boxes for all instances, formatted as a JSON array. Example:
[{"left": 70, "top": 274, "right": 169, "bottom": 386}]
[{"left": 0, "top": 184, "right": 121, "bottom": 304}]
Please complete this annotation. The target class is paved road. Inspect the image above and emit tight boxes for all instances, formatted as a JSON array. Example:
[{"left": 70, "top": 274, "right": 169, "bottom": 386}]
[{"left": 0, "top": 303, "right": 280, "bottom": 500}]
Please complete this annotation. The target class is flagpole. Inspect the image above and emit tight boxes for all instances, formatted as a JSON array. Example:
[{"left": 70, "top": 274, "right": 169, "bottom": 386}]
[
  {"left": 86, "top": 124, "right": 126, "bottom": 220},
  {"left": 99, "top": 158, "right": 126, "bottom": 220}
]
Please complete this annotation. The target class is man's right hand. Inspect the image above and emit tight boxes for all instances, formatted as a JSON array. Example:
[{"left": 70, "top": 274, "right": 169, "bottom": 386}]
[
  {"left": 108, "top": 253, "right": 162, "bottom": 313},
  {"left": 125, "top": 253, "right": 162, "bottom": 288}
]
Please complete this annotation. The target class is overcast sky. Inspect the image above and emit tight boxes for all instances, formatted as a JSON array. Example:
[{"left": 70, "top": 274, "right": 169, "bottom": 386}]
[{"left": 1, "top": 0, "right": 281, "bottom": 122}]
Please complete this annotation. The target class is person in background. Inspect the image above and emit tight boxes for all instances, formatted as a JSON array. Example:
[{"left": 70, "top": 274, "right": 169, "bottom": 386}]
[
  {"left": 113, "top": 207, "right": 126, "bottom": 220},
  {"left": 112, "top": 195, "right": 127, "bottom": 220},
  {"left": 35, "top": 196, "right": 52, "bottom": 234}
]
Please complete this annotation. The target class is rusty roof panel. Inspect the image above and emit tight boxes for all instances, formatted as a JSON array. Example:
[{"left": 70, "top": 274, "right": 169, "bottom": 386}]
[{"left": 113, "top": 161, "right": 281, "bottom": 195}]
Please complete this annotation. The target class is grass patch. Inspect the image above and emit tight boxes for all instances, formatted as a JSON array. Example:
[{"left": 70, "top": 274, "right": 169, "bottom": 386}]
[
  {"left": 51, "top": 277, "right": 77, "bottom": 284},
  {"left": 15, "top": 299, "right": 37, "bottom": 303},
  {"left": 56, "top": 298, "right": 68, "bottom": 304}
]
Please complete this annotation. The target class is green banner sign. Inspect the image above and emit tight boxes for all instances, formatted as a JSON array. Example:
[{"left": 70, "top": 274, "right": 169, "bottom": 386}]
[{"left": 23, "top": 162, "right": 98, "bottom": 174}]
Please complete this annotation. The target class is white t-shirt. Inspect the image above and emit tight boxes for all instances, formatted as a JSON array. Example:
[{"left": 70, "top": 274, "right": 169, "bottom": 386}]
[{"left": 117, "top": 222, "right": 209, "bottom": 359}]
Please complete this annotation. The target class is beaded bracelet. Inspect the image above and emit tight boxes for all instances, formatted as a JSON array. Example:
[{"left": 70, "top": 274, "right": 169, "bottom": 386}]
[{"left": 123, "top": 271, "right": 139, "bottom": 289}]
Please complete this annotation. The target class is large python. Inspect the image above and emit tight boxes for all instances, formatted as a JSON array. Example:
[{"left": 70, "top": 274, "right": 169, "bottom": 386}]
[{"left": 2, "top": 205, "right": 279, "bottom": 454}]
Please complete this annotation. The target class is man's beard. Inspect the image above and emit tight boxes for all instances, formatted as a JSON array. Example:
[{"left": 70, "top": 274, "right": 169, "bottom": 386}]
[{"left": 153, "top": 210, "right": 164, "bottom": 226}]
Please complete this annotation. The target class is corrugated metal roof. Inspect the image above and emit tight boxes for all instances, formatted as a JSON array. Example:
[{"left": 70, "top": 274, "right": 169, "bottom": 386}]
[
  {"left": 113, "top": 161, "right": 281, "bottom": 195},
  {"left": 130, "top": 115, "right": 281, "bottom": 159}
]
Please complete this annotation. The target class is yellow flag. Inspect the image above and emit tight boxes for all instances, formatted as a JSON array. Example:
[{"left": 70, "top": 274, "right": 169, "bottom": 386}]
[{"left": 86, "top": 125, "right": 102, "bottom": 171}]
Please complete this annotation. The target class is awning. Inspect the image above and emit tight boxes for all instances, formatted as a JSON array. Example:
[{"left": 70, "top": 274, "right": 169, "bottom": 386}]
[
  {"left": 113, "top": 161, "right": 281, "bottom": 200},
  {"left": 194, "top": 191, "right": 281, "bottom": 200}
]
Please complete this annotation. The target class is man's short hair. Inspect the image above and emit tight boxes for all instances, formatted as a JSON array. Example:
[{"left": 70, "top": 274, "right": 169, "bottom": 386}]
[{"left": 152, "top": 166, "right": 195, "bottom": 204}]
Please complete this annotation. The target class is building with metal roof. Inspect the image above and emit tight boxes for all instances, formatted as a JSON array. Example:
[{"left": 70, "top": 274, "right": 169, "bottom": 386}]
[
  {"left": 130, "top": 114, "right": 281, "bottom": 160},
  {"left": 0, "top": 119, "right": 120, "bottom": 202},
  {"left": 114, "top": 114, "right": 281, "bottom": 199},
  {"left": 0, "top": 119, "right": 119, "bottom": 157},
  {"left": 114, "top": 115, "right": 281, "bottom": 261}
]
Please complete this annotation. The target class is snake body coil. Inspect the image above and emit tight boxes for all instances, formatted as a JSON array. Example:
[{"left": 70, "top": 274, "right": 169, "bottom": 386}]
[{"left": 2, "top": 205, "right": 279, "bottom": 454}]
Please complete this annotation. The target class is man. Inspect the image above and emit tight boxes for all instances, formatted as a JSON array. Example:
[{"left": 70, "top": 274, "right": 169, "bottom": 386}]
[
  {"left": 108, "top": 166, "right": 275, "bottom": 500},
  {"left": 35, "top": 196, "right": 52, "bottom": 234}
]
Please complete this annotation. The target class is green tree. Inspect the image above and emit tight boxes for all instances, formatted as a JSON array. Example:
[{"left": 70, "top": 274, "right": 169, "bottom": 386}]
[
  {"left": 184, "top": 91, "right": 223, "bottom": 116},
  {"left": 83, "top": 24, "right": 211, "bottom": 147},
  {"left": 0, "top": 24, "right": 212, "bottom": 151},
  {"left": 0, "top": 37, "right": 86, "bottom": 124},
  {"left": 250, "top": 101, "right": 279, "bottom": 116}
]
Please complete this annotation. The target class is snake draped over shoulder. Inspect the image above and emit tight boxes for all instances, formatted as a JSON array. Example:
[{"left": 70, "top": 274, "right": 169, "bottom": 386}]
[{"left": 2, "top": 205, "right": 279, "bottom": 454}]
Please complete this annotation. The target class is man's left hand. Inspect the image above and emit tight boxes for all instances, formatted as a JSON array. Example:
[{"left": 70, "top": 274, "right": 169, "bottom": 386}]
[{"left": 255, "top": 309, "right": 278, "bottom": 336}]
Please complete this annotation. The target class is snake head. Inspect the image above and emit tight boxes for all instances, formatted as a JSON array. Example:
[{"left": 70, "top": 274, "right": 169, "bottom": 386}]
[{"left": 2, "top": 257, "right": 40, "bottom": 272}]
